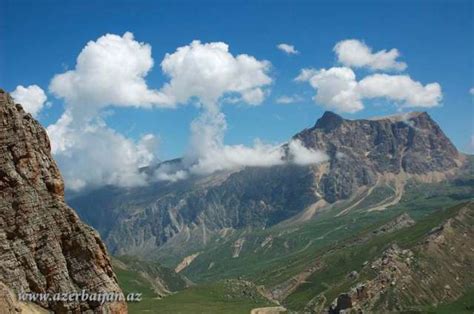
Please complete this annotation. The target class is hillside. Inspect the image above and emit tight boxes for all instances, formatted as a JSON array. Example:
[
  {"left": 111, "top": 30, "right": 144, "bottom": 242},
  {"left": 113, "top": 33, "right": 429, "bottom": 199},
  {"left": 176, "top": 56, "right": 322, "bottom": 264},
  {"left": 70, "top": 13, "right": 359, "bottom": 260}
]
[
  {"left": 65, "top": 109, "right": 473, "bottom": 313},
  {"left": 69, "top": 110, "right": 467, "bottom": 260},
  {"left": 110, "top": 200, "right": 474, "bottom": 313}
]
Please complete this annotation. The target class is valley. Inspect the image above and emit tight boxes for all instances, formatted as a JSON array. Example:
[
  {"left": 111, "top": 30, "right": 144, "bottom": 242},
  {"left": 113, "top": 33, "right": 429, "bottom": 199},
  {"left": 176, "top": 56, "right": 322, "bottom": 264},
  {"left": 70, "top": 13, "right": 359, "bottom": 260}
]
[{"left": 67, "top": 111, "right": 474, "bottom": 313}]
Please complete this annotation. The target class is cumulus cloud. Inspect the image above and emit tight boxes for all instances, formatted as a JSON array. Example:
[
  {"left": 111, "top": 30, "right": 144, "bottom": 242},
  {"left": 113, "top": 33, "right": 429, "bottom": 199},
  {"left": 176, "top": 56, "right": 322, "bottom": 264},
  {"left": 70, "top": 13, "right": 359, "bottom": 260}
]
[
  {"left": 334, "top": 39, "right": 407, "bottom": 71},
  {"left": 160, "top": 40, "right": 272, "bottom": 108},
  {"left": 11, "top": 85, "right": 48, "bottom": 117},
  {"left": 276, "top": 95, "right": 303, "bottom": 104},
  {"left": 47, "top": 33, "right": 278, "bottom": 189},
  {"left": 296, "top": 66, "right": 441, "bottom": 113},
  {"left": 358, "top": 74, "right": 442, "bottom": 108},
  {"left": 47, "top": 32, "right": 167, "bottom": 190},
  {"left": 153, "top": 40, "right": 281, "bottom": 179},
  {"left": 47, "top": 111, "right": 157, "bottom": 191},
  {"left": 296, "top": 67, "right": 362, "bottom": 113},
  {"left": 151, "top": 40, "right": 327, "bottom": 181},
  {"left": 49, "top": 32, "right": 171, "bottom": 115},
  {"left": 277, "top": 43, "right": 299, "bottom": 55},
  {"left": 470, "top": 87, "right": 474, "bottom": 95}
]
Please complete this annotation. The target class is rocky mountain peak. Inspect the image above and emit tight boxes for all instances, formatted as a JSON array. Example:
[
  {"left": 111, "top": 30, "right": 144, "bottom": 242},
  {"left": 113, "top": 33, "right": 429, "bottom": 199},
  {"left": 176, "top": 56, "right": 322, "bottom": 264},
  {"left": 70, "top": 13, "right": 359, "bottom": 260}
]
[
  {"left": 313, "top": 111, "right": 345, "bottom": 132},
  {"left": 0, "top": 89, "right": 127, "bottom": 312}
]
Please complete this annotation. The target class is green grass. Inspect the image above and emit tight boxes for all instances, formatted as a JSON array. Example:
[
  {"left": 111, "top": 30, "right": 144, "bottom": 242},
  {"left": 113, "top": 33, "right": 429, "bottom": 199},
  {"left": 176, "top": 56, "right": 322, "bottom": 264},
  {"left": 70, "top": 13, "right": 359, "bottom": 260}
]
[
  {"left": 116, "top": 276, "right": 273, "bottom": 314},
  {"left": 180, "top": 176, "right": 472, "bottom": 288},
  {"left": 113, "top": 256, "right": 273, "bottom": 313},
  {"left": 151, "top": 281, "right": 273, "bottom": 314},
  {"left": 283, "top": 202, "right": 469, "bottom": 311},
  {"left": 114, "top": 255, "right": 187, "bottom": 292},
  {"left": 416, "top": 287, "right": 474, "bottom": 313},
  {"left": 114, "top": 266, "right": 161, "bottom": 312},
  {"left": 116, "top": 174, "right": 473, "bottom": 313}
]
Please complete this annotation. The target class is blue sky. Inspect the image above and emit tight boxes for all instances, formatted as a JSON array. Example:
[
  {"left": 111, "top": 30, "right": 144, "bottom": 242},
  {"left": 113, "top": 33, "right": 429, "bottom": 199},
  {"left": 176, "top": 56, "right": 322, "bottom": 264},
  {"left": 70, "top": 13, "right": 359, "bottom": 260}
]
[{"left": 1, "top": 0, "right": 473, "bottom": 189}]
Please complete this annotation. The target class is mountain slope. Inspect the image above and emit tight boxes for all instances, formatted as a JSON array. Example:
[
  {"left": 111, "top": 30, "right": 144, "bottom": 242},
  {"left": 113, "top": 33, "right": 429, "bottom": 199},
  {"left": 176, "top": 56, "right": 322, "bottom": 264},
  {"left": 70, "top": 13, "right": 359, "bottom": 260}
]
[
  {"left": 0, "top": 89, "right": 127, "bottom": 312},
  {"left": 323, "top": 201, "right": 474, "bottom": 313},
  {"left": 70, "top": 111, "right": 466, "bottom": 260}
]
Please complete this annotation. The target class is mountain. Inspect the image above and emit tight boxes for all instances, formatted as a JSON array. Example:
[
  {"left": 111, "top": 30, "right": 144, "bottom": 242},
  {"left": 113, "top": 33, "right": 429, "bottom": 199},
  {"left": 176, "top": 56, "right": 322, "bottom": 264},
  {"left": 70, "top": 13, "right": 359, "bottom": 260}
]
[
  {"left": 70, "top": 110, "right": 466, "bottom": 259},
  {"left": 326, "top": 202, "right": 473, "bottom": 313},
  {"left": 0, "top": 89, "right": 127, "bottom": 313},
  {"left": 66, "top": 108, "right": 474, "bottom": 312}
]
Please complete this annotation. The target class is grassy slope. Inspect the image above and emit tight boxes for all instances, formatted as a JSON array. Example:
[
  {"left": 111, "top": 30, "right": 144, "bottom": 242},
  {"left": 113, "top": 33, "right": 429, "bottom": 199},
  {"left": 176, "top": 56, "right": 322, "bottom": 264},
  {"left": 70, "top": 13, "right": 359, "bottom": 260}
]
[
  {"left": 151, "top": 281, "right": 273, "bottom": 314},
  {"left": 116, "top": 276, "right": 273, "bottom": 313},
  {"left": 283, "top": 201, "right": 470, "bottom": 310},
  {"left": 427, "top": 287, "right": 474, "bottom": 313},
  {"left": 181, "top": 177, "right": 472, "bottom": 287},
  {"left": 115, "top": 160, "right": 473, "bottom": 312},
  {"left": 113, "top": 257, "right": 273, "bottom": 313}
]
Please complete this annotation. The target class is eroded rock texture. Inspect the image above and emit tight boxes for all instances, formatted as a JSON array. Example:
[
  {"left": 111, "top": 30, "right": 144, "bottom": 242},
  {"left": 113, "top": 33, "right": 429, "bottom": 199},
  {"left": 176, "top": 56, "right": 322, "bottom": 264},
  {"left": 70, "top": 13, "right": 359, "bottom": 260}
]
[
  {"left": 0, "top": 89, "right": 127, "bottom": 313},
  {"left": 327, "top": 202, "right": 474, "bottom": 313}
]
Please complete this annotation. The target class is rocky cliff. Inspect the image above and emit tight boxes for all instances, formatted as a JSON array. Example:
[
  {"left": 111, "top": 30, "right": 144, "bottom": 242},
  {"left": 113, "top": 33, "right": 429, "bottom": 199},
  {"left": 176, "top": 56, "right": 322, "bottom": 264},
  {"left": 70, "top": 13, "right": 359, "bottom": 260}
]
[
  {"left": 326, "top": 201, "right": 474, "bottom": 313},
  {"left": 0, "top": 90, "right": 127, "bottom": 313},
  {"left": 70, "top": 110, "right": 465, "bottom": 258},
  {"left": 292, "top": 111, "right": 463, "bottom": 203}
]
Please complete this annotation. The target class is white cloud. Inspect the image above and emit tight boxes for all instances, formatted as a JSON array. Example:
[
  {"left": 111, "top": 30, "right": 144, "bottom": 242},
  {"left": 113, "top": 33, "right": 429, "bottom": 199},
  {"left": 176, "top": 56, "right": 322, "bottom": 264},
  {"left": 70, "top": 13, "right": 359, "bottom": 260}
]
[
  {"left": 47, "top": 34, "right": 275, "bottom": 190},
  {"left": 155, "top": 136, "right": 329, "bottom": 181},
  {"left": 334, "top": 39, "right": 407, "bottom": 71},
  {"left": 11, "top": 85, "right": 48, "bottom": 117},
  {"left": 47, "top": 32, "right": 166, "bottom": 190},
  {"left": 160, "top": 40, "right": 272, "bottom": 109},
  {"left": 469, "top": 87, "right": 474, "bottom": 95},
  {"left": 358, "top": 74, "right": 442, "bottom": 108},
  {"left": 296, "top": 66, "right": 442, "bottom": 113},
  {"left": 277, "top": 43, "right": 299, "bottom": 55},
  {"left": 49, "top": 32, "right": 172, "bottom": 115},
  {"left": 156, "top": 169, "right": 188, "bottom": 182},
  {"left": 154, "top": 40, "right": 279, "bottom": 178},
  {"left": 47, "top": 112, "right": 157, "bottom": 191},
  {"left": 296, "top": 67, "right": 363, "bottom": 113},
  {"left": 184, "top": 110, "right": 285, "bottom": 175},
  {"left": 288, "top": 139, "right": 329, "bottom": 165},
  {"left": 276, "top": 95, "right": 303, "bottom": 104}
]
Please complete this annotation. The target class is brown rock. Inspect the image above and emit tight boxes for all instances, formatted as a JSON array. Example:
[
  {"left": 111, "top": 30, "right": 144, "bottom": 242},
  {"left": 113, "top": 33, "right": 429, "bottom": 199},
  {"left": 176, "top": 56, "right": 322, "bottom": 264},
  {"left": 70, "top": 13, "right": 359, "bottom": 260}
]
[{"left": 0, "top": 89, "right": 127, "bottom": 313}]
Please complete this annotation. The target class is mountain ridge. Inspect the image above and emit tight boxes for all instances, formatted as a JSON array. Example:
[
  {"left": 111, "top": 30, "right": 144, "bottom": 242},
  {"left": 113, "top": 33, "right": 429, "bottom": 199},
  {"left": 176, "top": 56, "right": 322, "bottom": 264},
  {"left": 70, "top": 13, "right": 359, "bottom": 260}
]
[{"left": 70, "top": 109, "right": 467, "bottom": 260}]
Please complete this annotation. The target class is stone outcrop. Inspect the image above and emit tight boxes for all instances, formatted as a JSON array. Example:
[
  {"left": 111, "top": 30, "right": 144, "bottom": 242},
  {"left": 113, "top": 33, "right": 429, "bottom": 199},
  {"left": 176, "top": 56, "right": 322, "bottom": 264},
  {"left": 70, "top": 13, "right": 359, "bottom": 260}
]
[
  {"left": 0, "top": 89, "right": 127, "bottom": 313},
  {"left": 293, "top": 111, "right": 464, "bottom": 203},
  {"left": 327, "top": 202, "right": 474, "bottom": 313}
]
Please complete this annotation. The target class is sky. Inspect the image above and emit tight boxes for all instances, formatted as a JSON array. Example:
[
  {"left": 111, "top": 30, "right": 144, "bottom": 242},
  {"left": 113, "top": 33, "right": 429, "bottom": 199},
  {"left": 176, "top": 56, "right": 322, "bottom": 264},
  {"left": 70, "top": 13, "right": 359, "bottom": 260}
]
[{"left": 1, "top": 0, "right": 473, "bottom": 191}]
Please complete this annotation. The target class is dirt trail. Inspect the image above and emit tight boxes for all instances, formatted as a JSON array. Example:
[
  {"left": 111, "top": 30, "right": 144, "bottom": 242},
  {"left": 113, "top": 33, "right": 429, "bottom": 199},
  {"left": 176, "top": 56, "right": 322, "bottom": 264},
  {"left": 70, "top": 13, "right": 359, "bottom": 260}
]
[
  {"left": 336, "top": 185, "right": 377, "bottom": 217},
  {"left": 250, "top": 306, "right": 287, "bottom": 314},
  {"left": 367, "top": 175, "right": 405, "bottom": 212}
]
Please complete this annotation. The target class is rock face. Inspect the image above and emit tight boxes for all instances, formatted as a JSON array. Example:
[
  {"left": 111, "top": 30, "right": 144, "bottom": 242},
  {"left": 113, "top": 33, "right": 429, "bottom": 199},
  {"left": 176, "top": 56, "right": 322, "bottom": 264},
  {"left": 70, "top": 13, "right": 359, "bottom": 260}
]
[
  {"left": 293, "top": 111, "right": 463, "bottom": 202},
  {"left": 328, "top": 202, "right": 474, "bottom": 312},
  {"left": 70, "top": 111, "right": 464, "bottom": 258},
  {"left": 0, "top": 90, "right": 127, "bottom": 313}
]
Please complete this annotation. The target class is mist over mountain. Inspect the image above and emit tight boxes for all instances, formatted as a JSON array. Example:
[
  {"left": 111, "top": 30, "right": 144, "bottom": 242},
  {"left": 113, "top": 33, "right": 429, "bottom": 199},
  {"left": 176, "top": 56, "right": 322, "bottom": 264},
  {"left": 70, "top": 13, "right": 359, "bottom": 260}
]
[{"left": 69, "top": 110, "right": 466, "bottom": 257}]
